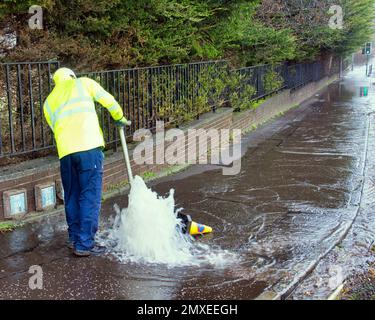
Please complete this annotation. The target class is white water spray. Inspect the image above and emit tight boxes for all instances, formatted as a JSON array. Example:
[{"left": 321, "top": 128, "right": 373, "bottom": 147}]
[{"left": 103, "top": 175, "right": 237, "bottom": 266}]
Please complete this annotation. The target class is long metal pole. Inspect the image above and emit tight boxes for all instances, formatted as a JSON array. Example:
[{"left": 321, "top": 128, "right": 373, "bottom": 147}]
[{"left": 118, "top": 127, "right": 134, "bottom": 185}]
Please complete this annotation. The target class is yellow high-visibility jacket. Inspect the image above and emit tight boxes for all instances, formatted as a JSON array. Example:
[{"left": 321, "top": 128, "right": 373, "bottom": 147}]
[{"left": 43, "top": 77, "right": 124, "bottom": 159}]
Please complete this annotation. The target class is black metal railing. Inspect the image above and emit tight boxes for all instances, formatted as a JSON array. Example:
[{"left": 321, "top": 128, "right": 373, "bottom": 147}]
[
  {"left": 232, "top": 63, "right": 287, "bottom": 100},
  {"left": 0, "top": 61, "right": 60, "bottom": 157},
  {"left": 0, "top": 57, "right": 344, "bottom": 160},
  {"left": 270, "top": 61, "right": 324, "bottom": 91},
  {"left": 77, "top": 60, "right": 228, "bottom": 150}
]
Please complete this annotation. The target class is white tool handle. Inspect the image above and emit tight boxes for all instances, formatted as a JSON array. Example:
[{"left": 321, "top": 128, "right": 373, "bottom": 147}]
[{"left": 118, "top": 127, "right": 134, "bottom": 185}]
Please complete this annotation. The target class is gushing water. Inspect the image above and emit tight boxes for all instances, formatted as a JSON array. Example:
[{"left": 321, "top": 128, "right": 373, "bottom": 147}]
[{"left": 101, "top": 175, "right": 236, "bottom": 266}]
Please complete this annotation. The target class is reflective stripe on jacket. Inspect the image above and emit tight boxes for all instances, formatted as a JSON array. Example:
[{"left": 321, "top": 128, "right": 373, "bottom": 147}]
[{"left": 43, "top": 77, "right": 124, "bottom": 159}]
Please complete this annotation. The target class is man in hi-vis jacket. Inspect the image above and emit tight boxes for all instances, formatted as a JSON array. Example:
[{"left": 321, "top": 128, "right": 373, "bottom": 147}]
[{"left": 44, "top": 67, "right": 130, "bottom": 257}]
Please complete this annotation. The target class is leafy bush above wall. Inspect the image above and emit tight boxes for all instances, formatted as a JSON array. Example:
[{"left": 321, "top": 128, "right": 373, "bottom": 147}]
[{"left": 1, "top": 1, "right": 374, "bottom": 70}]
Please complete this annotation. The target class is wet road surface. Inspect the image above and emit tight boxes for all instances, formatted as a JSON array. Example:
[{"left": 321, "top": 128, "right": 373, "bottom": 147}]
[{"left": 1, "top": 66, "right": 375, "bottom": 299}]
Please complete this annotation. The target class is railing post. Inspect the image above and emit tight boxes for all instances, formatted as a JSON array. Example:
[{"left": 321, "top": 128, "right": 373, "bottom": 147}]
[
  {"left": 147, "top": 68, "right": 153, "bottom": 128},
  {"left": 27, "top": 63, "right": 36, "bottom": 149}
]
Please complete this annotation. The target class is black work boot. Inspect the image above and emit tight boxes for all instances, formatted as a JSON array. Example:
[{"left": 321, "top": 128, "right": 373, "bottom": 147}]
[{"left": 73, "top": 245, "right": 106, "bottom": 257}]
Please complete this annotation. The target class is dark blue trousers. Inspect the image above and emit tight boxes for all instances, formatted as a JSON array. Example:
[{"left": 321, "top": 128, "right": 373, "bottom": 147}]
[{"left": 60, "top": 147, "right": 104, "bottom": 251}]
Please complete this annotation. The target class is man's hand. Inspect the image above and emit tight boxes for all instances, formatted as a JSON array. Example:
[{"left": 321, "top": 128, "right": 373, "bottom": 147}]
[{"left": 115, "top": 117, "right": 131, "bottom": 127}]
